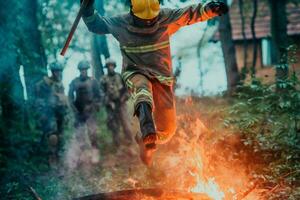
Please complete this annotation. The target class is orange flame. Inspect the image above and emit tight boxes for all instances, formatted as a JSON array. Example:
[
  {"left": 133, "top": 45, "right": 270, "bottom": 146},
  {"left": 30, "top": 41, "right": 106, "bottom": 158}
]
[{"left": 189, "top": 144, "right": 225, "bottom": 200}]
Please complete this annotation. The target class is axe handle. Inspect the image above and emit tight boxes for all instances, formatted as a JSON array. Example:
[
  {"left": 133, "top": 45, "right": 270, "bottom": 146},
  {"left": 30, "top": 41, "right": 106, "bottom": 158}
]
[{"left": 60, "top": 0, "right": 90, "bottom": 56}]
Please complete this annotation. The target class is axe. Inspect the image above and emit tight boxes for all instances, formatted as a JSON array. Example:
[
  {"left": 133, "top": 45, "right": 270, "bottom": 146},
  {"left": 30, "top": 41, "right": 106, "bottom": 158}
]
[{"left": 60, "top": 0, "right": 90, "bottom": 56}]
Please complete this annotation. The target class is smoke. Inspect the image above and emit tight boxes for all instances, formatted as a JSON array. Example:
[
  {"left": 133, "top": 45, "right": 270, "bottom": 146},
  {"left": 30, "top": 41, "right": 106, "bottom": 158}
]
[{"left": 64, "top": 125, "right": 100, "bottom": 172}]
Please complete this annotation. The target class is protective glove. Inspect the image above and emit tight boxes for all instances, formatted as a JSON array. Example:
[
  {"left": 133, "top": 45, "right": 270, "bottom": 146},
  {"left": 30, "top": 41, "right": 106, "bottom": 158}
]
[
  {"left": 80, "top": 0, "right": 95, "bottom": 17},
  {"left": 204, "top": 1, "right": 229, "bottom": 17}
]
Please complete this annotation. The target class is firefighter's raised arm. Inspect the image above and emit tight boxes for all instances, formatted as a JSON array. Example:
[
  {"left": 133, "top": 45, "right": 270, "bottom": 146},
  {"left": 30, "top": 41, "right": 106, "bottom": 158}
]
[
  {"left": 164, "top": 1, "right": 228, "bottom": 35},
  {"left": 80, "top": 0, "right": 111, "bottom": 34}
]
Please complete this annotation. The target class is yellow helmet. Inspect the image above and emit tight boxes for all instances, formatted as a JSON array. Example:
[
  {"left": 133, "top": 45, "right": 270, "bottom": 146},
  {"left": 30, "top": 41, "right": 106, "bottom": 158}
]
[{"left": 131, "top": 0, "right": 160, "bottom": 20}]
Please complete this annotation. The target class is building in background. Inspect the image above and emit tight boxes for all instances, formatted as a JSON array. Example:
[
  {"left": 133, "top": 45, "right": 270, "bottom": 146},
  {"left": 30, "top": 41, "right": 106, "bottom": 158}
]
[{"left": 214, "top": 0, "right": 300, "bottom": 82}]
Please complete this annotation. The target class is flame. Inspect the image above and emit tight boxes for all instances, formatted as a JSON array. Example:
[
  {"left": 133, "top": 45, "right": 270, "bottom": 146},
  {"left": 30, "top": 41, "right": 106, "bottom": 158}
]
[
  {"left": 190, "top": 119, "right": 225, "bottom": 200},
  {"left": 161, "top": 113, "right": 256, "bottom": 200},
  {"left": 60, "top": 97, "right": 261, "bottom": 200},
  {"left": 151, "top": 117, "right": 227, "bottom": 199},
  {"left": 189, "top": 142, "right": 225, "bottom": 200},
  {"left": 191, "top": 178, "right": 225, "bottom": 200}
]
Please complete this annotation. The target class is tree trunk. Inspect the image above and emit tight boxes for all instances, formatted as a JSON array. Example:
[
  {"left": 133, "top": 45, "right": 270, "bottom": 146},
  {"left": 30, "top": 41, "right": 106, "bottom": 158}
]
[
  {"left": 0, "top": 0, "right": 25, "bottom": 128},
  {"left": 250, "top": 0, "right": 258, "bottom": 77},
  {"left": 197, "top": 24, "right": 211, "bottom": 96},
  {"left": 20, "top": 0, "right": 47, "bottom": 102},
  {"left": 91, "top": 36, "right": 104, "bottom": 79},
  {"left": 238, "top": 0, "right": 248, "bottom": 80},
  {"left": 218, "top": 0, "right": 240, "bottom": 94},
  {"left": 268, "top": 0, "right": 289, "bottom": 83},
  {"left": 91, "top": 0, "right": 110, "bottom": 80}
]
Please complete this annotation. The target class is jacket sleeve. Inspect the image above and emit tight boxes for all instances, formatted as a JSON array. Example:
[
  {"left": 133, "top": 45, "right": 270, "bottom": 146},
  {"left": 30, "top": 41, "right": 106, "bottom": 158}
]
[
  {"left": 163, "top": 3, "right": 218, "bottom": 35},
  {"left": 83, "top": 11, "right": 113, "bottom": 35}
]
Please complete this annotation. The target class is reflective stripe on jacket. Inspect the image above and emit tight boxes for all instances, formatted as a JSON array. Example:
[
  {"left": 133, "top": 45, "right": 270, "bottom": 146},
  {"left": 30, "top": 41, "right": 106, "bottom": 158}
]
[{"left": 83, "top": 3, "right": 217, "bottom": 84}]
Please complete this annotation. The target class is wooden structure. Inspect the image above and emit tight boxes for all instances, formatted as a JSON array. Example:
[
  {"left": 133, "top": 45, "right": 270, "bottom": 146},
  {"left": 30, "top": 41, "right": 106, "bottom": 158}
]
[
  {"left": 74, "top": 188, "right": 211, "bottom": 200},
  {"left": 214, "top": 0, "right": 300, "bottom": 82}
]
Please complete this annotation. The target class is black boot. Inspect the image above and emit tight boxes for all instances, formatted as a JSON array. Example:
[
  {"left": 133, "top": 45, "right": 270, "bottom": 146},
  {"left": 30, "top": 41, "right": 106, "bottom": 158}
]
[
  {"left": 135, "top": 102, "right": 157, "bottom": 166},
  {"left": 136, "top": 102, "right": 157, "bottom": 147}
]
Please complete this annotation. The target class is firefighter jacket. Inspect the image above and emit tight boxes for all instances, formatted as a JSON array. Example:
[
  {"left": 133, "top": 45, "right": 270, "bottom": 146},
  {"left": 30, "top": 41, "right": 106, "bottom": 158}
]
[{"left": 83, "top": 3, "right": 218, "bottom": 86}]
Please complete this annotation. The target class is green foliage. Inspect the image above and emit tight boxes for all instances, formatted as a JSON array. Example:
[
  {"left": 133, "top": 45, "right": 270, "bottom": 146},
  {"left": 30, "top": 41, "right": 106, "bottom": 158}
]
[
  {"left": 224, "top": 76, "right": 300, "bottom": 199},
  {"left": 38, "top": 0, "right": 93, "bottom": 61},
  {"left": 38, "top": 0, "right": 77, "bottom": 60}
]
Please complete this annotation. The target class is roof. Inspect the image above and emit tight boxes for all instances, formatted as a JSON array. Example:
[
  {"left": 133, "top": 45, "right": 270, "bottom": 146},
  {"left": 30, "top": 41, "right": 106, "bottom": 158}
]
[{"left": 220, "top": 0, "right": 300, "bottom": 40}]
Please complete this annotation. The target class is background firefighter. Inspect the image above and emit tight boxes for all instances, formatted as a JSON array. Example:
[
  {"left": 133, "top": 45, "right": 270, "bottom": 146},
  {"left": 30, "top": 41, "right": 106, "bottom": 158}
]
[
  {"left": 35, "top": 62, "right": 69, "bottom": 166},
  {"left": 101, "top": 58, "right": 133, "bottom": 147},
  {"left": 68, "top": 60, "right": 101, "bottom": 149},
  {"left": 80, "top": 0, "right": 228, "bottom": 165}
]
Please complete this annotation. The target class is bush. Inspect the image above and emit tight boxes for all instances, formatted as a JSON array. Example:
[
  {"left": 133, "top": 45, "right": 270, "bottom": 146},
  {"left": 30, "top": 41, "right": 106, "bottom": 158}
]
[{"left": 224, "top": 75, "right": 300, "bottom": 199}]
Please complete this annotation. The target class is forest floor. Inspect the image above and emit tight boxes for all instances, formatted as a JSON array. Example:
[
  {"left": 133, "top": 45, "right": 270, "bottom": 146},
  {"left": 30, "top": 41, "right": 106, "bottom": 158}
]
[{"left": 1, "top": 97, "right": 273, "bottom": 200}]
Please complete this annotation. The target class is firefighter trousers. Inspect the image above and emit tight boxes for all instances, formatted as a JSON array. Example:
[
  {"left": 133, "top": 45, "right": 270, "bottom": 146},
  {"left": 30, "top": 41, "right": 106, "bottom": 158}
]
[{"left": 125, "top": 73, "right": 176, "bottom": 144}]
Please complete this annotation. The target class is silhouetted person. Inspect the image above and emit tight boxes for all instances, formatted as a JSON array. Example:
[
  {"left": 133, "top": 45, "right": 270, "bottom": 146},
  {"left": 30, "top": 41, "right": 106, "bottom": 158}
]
[{"left": 69, "top": 60, "right": 101, "bottom": 149}]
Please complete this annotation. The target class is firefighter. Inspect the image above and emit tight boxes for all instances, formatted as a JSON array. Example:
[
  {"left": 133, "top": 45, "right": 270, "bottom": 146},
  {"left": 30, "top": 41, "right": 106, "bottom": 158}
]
[
  {"left": 80, "top": 0, "right": 228, "bottom": 165},
  {"left": 68, "top": 60, "right": 101, "bottom": 149},
  {"left": 101, "top": 58, "right": 133, "bottom": 147},
  {"left": 35, "top": 62, "right": 69, "bottom": 166}
]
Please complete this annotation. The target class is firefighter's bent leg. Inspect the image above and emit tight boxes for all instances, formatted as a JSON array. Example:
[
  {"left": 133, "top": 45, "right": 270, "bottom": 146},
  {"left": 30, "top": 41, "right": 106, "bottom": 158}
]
[
  {"left": 126, "top": 74, "right": 156, "bottom": 165},
  {"left": 127, "top": 74, "right": 156, "bottom": 145},
  {"left": 152, "top": 80, "right": 177, "bottom": 144},
  {"left": 127, "top": 74, "right": 153, "bottom": 111}
]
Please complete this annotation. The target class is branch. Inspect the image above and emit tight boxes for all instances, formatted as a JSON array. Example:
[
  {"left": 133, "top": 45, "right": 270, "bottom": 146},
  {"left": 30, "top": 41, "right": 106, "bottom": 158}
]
[{"left": 29, "top": 186, "right": 42, "bottom": 200}]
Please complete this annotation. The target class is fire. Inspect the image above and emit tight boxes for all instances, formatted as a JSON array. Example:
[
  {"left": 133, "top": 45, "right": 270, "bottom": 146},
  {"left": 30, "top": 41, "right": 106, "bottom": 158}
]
[
  {"left": 65, "top": 98, "right": 261, "bottom": 200},
  {"left": 189, "top": 143, "right": 225, "bottom": 200},
  {"left": 151, "top": 117, "right": 227, "bottom": 199},
  {"left": 187, "top": 119, "right": 225, "bottom": 200},
  {"left": 191, "top": 178, "right": 225, "bottom": 200},
  {"left": 153, "top": 113, "right": 258, "bottom": 200}
]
